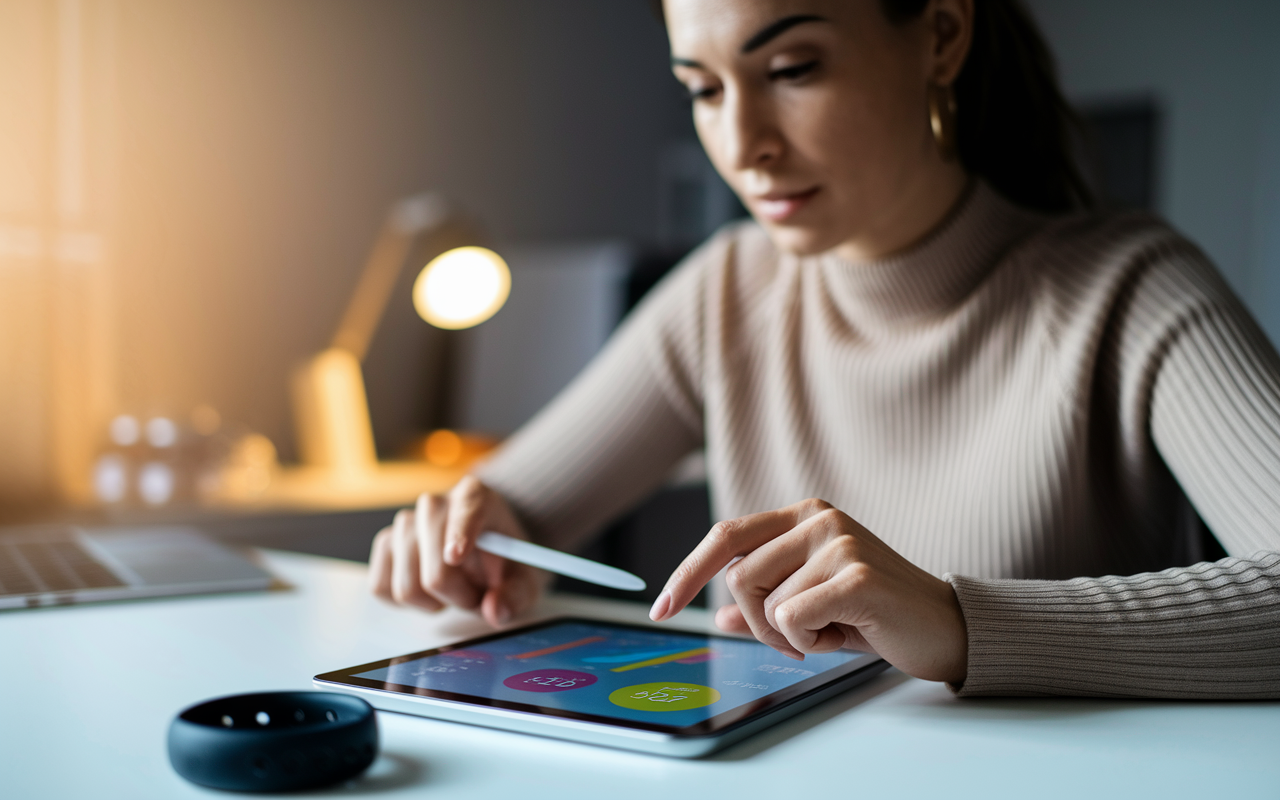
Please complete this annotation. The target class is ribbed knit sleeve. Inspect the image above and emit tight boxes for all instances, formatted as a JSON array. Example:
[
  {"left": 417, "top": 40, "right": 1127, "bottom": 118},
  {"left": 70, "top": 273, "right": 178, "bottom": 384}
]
[
  {"left": 951, "top": 255, "right": 1280, "bottom": 698},
  {"left": 949, "top": 553, "right": 1280, "bottom": 698},
  {"left": 473, "top": 233, "right": 719, "bottom": 551}
]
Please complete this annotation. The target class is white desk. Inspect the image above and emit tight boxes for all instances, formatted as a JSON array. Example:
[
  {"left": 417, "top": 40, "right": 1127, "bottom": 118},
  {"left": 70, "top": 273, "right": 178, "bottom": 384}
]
[{"left": 3, "top": 549, "right": 1278, "bottom": 799}]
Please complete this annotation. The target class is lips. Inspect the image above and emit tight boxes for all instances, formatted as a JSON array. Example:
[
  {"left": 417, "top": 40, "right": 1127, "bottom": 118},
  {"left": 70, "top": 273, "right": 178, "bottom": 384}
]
[{"left": 751, "top": 187, "right": 820, "bottom": 223}]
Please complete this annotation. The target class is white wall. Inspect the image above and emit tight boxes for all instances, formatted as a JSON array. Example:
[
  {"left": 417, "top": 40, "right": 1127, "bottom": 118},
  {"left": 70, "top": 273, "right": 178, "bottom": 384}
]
[{"left": 1026, "top": 0, "right": 1280, "bottom": 343}]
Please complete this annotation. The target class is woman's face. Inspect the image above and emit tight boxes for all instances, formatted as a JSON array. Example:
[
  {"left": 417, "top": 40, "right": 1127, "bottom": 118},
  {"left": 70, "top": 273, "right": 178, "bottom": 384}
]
[{"left": 664, "top": 0, "right": 971, "bottom": 260}]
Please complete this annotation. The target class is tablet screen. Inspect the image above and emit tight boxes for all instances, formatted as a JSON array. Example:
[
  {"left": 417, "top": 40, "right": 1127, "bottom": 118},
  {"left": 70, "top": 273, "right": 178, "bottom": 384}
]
[{"left": 335, "top": 619, "right": 876, "bottom": 734}]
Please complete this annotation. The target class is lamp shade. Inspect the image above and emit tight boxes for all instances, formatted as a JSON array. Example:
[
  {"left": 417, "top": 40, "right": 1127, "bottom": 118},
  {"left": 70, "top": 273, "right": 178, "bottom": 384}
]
[{"left": 412, "top": 246, "right": 511, "bottom": 330}]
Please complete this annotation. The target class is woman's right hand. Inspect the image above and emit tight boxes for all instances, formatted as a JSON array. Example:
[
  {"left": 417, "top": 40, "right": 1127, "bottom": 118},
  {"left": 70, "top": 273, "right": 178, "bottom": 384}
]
[{"left": 368, "top": 476, "right": 544, "bottom": 626}]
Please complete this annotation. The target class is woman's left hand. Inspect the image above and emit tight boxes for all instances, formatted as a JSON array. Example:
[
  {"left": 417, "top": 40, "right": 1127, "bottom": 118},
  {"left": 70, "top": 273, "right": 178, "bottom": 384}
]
[{"left": 649, "top": 499, "right": 968, "bottom": 684}]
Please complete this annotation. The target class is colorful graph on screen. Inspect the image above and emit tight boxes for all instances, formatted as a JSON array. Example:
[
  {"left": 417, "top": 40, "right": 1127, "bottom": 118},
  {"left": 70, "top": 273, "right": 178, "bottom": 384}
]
[
  {"left": 355, "top": 620, "right": 869, "bottom": 727},
  {"left": 507, "top": 636, "right": 606, "bottom": 660},
  {"left": 582, "top": 646, "right": 721, "bottom": 672}
]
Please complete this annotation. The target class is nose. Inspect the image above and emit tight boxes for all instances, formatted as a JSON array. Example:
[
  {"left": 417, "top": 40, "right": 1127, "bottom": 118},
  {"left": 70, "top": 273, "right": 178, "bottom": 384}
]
[{"left": 721, "top": 86, "right": 783, "bottom": 172}]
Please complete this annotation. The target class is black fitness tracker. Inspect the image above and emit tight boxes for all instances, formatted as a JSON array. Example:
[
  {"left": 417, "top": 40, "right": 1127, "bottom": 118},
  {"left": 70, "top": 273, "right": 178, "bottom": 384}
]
[{"left": 168, "top": 691, "right": 378, "bottom": 793}]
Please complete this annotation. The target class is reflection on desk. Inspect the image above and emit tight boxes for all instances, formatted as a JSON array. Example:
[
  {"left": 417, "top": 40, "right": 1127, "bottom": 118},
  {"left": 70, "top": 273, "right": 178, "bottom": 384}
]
[{"left": 2, "top": 550, "right": 1277, "bottom": 799}]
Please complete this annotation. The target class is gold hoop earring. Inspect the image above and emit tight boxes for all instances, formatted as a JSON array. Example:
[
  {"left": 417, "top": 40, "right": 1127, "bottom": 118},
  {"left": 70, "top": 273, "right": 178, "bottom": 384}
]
[{"left": 928, "top": 83, "right": 958, "bottom": 162}]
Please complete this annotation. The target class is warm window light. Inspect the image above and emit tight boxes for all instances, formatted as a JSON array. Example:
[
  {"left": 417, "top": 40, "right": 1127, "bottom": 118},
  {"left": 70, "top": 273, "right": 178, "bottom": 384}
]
[{"left": 413, "top": 246, "right": 511, "bottom": 330}]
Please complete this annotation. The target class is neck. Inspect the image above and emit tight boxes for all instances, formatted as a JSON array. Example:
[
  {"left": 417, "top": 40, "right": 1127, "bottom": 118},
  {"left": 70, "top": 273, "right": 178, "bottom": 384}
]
[
  {"left": 820, "top": 180, "right": 1044, "bottom": 330},
  {"left": 833, "top": 161, "right": 970, "bottom": 263}
]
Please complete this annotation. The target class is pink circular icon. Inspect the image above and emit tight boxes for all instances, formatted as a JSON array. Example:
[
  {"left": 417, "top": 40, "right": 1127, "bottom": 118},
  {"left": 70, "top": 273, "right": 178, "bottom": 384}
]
[{"left": 503, "top": 669, "right": 598, "bottom": 693}]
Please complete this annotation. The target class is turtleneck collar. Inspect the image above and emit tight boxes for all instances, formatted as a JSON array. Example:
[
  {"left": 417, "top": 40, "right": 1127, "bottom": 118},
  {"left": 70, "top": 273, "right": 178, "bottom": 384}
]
[{"left": 814, "top": 180, "right": 1043, "bottom": 330}]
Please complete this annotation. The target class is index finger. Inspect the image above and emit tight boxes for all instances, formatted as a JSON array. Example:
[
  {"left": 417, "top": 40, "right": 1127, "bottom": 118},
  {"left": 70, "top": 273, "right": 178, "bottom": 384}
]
[
  {"left": 443, "top": 477, "right": 488, "bottom": 566},
  {"left": 651, "top": 500, "right": 828, "bottom": 622}
]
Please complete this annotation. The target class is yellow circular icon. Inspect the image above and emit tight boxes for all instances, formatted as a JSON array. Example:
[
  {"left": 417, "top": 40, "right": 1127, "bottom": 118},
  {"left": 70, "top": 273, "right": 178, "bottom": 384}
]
[{"left": 608, "top": 682, "right": 721, "bottom": 712}]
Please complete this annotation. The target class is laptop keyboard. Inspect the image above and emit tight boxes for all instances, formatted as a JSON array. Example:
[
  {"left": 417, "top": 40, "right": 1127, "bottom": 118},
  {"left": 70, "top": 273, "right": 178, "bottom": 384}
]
[{"left": 0, "top": 534, "right": 127, "bottom": 596}]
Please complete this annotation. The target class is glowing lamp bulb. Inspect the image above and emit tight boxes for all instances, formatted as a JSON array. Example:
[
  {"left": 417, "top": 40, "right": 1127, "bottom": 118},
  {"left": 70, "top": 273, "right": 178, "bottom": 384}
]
[{"left": 413, "top": 246, "right": 511, "bottom": 330}]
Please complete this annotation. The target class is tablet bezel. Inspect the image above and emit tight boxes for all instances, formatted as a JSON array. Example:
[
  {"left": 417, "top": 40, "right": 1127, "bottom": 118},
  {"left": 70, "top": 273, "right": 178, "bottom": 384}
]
[{"left": 314, "top": 617, "right": 883, "bottom": 738}]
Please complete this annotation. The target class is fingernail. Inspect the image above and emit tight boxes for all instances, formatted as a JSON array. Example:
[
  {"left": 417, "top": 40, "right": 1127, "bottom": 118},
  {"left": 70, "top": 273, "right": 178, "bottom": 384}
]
[
  {"left": 649, "top": 591, "right": 671, "bottom": 621},
  {"left": 445, "top": 542, "right": 460, "bottom": 564},
  {"left": 496, "top": 605, "right": 511, "bottom": 626}
]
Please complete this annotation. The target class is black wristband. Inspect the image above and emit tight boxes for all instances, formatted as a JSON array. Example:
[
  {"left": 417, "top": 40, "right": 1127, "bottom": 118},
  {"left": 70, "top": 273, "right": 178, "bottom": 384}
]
[{"left": 168, "top": 691, "right": 378, "bottom": 793}]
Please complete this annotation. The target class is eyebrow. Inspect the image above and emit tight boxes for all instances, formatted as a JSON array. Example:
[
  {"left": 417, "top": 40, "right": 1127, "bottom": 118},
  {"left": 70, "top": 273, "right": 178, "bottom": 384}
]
[
  {"left": 742, "top": 14, "right": 829, "bottom": 54},
  {"left": 670, "top": 14, "right": 830, "bottom": 69}
]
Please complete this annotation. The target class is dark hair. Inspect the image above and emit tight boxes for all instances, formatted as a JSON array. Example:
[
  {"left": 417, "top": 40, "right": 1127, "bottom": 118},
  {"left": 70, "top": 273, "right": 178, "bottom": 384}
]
[
  {"left": 652, "top": 0, "right": 1094, "bottom": 214},
  {"left": 881, "top": 0, "right": 1092, "bottom": 213}
]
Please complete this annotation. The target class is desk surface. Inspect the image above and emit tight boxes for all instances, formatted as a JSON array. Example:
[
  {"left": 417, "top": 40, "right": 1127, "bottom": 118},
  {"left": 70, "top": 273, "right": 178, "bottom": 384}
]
[{"left": 3, "top": 550, "right": 1278, "bottom": 799}]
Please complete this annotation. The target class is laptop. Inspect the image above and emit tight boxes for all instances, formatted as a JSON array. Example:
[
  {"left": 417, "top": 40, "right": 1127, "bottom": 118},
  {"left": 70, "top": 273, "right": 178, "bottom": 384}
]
[{"left": 0, "top": 525, "right": 274, "bottom": 610}]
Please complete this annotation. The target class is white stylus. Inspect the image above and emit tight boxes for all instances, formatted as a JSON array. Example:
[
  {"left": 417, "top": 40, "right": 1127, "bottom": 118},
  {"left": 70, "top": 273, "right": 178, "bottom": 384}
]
[{"left": 475, "top": 531, "right": 647, "bottom": 592}]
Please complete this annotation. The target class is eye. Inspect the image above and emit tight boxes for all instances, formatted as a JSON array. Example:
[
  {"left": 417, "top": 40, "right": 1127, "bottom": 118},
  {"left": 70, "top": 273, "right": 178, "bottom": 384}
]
[
  {"left": 684, "top": 84, "right": 721, "bottom": 102},
  {"left": 769, "top": 60, "right": 819, "bottom": 82}
]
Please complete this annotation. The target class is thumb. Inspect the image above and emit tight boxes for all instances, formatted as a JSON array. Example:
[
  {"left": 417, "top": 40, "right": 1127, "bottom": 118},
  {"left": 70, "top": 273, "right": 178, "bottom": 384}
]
[{"left": 715, "top": 603, "right": 751, "bottom": 635}]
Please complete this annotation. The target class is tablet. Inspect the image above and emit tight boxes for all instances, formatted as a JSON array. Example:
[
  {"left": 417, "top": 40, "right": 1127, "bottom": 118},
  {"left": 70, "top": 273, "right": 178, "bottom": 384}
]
[{"left": 314, "top": 617, "right": 888, "bottom": 757}]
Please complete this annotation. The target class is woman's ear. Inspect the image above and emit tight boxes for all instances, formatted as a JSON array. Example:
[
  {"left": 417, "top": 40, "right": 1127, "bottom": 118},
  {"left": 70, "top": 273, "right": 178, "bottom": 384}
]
[{"left": 929, "top": 0, "right": 975, "bottom": 86}]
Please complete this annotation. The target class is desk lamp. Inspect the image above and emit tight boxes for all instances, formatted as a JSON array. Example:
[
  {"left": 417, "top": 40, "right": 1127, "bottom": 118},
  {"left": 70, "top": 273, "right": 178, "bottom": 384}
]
[{"left": 279, "top": 194, "right": 509, "bottom": 507}]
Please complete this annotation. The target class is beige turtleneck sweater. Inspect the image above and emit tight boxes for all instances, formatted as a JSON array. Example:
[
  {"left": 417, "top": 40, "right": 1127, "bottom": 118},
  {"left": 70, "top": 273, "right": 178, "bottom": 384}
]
[{"left": 478, "top": 182, "right": 1280, "bottom": 698}]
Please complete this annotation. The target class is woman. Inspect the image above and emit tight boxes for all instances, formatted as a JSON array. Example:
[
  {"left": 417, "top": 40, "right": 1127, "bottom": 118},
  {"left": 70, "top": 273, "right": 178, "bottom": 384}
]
[{"left": 370, "top": 0, "right": 1280, "bottom": 697}]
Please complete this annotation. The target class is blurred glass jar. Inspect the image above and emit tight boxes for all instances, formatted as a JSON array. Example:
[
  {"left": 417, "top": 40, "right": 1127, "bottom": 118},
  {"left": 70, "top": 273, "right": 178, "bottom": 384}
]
[{"left": 91, "top": 406, "right": 278, "bottom": 508}]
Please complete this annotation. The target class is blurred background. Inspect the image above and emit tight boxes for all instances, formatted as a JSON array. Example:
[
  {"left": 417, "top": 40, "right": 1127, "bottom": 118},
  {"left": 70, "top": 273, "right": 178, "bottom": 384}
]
[{"left": 4, "top": 0, "right": 1280, "bottom": 601}]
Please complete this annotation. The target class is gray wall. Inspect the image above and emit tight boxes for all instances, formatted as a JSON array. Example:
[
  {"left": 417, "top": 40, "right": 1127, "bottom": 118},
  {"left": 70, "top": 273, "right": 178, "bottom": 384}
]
[
  {"left": 1027, "top": 0, "right": 1280, "bottom": 344},
  {"left": 109, "top": 0, "right": 689, "bottom": 461}
]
